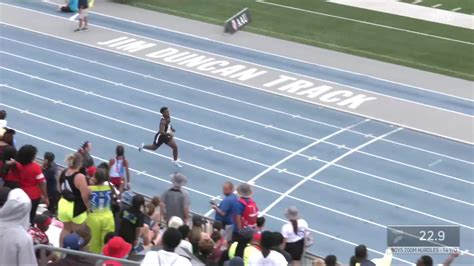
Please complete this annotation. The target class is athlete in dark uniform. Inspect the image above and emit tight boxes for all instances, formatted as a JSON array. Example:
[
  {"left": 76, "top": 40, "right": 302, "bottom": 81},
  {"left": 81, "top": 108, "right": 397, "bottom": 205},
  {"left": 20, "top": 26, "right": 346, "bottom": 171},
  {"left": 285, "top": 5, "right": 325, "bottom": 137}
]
[{"left": 139, "top": 107, "right": 182, "bottom": 167}]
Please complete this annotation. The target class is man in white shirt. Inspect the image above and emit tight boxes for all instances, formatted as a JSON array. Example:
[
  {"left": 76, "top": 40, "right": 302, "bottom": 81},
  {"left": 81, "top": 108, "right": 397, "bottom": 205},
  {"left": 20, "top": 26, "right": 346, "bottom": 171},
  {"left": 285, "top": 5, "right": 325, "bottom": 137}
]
[
  {"left": 141, "top": 228, "right": 192, "bottom": 266},
  {"left": 249, "top": 231, "right": 288, "bottom": 266}
]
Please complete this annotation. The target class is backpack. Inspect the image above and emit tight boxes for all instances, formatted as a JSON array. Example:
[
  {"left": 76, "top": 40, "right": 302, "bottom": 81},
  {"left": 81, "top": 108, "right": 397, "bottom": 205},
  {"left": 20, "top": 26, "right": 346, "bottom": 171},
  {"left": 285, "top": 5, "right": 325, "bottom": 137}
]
[
  {"left": 59, "top": 170, "right": 77, "bottom": 202},
  {"left": 239, "top": 198, "right": 258, "bottom": 228}
]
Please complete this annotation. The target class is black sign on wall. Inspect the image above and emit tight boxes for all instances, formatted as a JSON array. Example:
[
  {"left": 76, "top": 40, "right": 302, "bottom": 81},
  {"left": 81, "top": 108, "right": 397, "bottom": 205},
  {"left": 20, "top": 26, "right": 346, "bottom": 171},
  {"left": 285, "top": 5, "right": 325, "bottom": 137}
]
[{"left": 224, "top": 8, "right": 251, "bottom": 34}]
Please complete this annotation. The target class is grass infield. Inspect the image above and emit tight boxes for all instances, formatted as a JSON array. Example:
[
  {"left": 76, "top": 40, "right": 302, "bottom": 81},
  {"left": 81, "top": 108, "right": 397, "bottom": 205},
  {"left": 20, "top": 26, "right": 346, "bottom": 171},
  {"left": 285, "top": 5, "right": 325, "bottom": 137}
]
[{"left": 114, "top": 0, "right": 474, "bottom": 80}]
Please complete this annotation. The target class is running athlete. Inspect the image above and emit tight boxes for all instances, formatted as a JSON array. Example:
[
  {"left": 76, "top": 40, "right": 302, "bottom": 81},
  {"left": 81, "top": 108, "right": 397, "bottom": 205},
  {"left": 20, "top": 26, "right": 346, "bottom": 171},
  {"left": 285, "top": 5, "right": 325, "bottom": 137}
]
[{"left": 139, "top": 107, "right": 182, "bottom": 168}]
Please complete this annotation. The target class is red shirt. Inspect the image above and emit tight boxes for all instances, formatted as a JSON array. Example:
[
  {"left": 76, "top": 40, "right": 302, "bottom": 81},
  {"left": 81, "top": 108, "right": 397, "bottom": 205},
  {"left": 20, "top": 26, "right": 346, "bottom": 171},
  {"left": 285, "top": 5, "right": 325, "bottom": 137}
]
[
  {"left": 2, "top": 163, "right": 20, "bottom": 182},
  {"left": 18, "top": 162, "right": 45, "bottom": 200}
]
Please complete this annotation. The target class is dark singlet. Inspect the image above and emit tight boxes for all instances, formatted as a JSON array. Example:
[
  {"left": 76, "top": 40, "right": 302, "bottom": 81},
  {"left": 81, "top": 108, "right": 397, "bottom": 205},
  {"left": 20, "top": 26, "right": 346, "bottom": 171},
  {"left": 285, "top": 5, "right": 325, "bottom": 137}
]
[{"left": 59, "top": 169, "right": 87, "bottom": 217}]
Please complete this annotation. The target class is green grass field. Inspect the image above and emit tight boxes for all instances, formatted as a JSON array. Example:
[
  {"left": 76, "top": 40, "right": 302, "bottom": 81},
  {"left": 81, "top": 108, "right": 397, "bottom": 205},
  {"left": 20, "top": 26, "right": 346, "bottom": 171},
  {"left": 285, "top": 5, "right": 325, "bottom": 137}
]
[
  {"left": 114, "top": 0, "right": 474, "bottom": 80},
  {"left": 400, "top": 0, "right": 474, "bottom": 14}
]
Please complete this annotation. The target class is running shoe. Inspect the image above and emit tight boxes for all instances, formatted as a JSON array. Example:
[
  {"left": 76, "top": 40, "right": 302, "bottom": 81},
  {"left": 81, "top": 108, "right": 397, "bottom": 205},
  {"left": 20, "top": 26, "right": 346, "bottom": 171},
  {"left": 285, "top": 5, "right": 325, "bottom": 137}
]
[
  {"left": 173, "top": 160, "right": 183, "bottom": 168},
  {"left": 138, "top": 142, "right": 144, "bottom": 152}
]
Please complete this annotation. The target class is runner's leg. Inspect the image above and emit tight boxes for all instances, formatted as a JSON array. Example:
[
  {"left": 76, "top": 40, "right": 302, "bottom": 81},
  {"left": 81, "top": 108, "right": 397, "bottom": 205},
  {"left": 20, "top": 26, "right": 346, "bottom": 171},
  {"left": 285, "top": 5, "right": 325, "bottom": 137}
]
[{"left": 166, "top": 138, "right": 179, "bottom": 161}]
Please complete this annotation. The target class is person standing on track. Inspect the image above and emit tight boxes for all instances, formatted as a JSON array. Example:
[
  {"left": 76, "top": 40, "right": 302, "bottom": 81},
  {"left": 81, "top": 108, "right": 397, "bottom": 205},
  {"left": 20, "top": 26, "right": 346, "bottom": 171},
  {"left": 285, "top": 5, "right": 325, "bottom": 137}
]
[
  {"left": 74, "top": 0, "right": 89, "bottom": 32},
  {"left": 139, "top": 107, "right": 182, "bottom": 168}
]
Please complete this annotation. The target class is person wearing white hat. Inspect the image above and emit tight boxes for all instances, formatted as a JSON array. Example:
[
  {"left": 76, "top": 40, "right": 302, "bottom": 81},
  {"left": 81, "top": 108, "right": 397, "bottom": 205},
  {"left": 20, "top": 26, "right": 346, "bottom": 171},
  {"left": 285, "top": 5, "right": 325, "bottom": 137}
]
[
  {"left": 161, "top": 173, "right": 190, "bottom": 225},
  {"left": 232, "top": 183, "right": 259, "bottom": 242},
  {"left": 281, "top": 206, "right": 309, "bottom": 266}
]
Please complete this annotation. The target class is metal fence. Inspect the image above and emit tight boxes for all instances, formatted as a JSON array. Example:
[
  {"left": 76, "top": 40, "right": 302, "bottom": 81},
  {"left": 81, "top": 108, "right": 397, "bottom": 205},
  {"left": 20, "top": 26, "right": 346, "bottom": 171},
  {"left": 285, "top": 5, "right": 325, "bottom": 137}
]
[{"left": 35, "top": 244, "right": 140, "bottom": 266}]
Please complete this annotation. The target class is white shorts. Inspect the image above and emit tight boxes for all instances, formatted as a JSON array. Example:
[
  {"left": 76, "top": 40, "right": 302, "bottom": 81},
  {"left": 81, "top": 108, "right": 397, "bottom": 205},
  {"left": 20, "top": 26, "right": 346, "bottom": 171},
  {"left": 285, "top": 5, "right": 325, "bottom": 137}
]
[{"left": 79, "top": 9, "right": 88, "bottom": 19}]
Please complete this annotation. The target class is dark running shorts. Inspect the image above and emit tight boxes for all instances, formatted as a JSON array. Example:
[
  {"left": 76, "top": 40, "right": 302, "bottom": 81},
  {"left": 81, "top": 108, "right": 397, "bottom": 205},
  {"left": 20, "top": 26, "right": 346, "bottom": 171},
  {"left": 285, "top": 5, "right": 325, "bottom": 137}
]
[
  {"left": 153, "top": 133, "right": 172, "bottom": 147},
  {"left": 78, "top": 0, "right": 89, "bottom": 9},
  {"left": 285, "top": 238, "right": 305, "bottom": 260}
]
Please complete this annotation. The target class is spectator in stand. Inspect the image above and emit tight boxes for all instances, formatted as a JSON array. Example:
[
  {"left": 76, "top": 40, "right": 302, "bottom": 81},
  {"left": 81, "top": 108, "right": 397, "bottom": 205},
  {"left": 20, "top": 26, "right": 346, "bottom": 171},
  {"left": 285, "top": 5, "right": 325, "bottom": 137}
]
[
  {"left": 161, "top": 173, "right": 190, "bottom": 225},
  {"left": 208, "top": 230, "right": 226, "bottom": 265},
  {"left": 29, "top": 214, "right": 59, "bottom": 262},
  {"left": 144, "top": 202, "right": 158, "bottom": 231},
  {"left": 78, "top": 140, "right": 95, "bottom": 178},
  {"left": 86, "top": 168, "right": 116, "bottom": 254},
  {"left": 49, "top": 231, "right": 96, "bottom": 266},
  {"left": 150, "top": 196, "right": 162, "bottom": 223},
  {"left": 272, "top": 232, "right": 293, "bottom": 265},
  {"left": 102, "top": 236, "right": 132, "bottom": 265},
  {"left": 441, "top": 252, "right": 460, "bottom": 266},
  {"left": 58, "top": 153, "right": 90, "bottom": 248},
  {"left": 59, "top": 0, "right": 78, "bottom": 12},
  {"left": 15, "top": 144, "right": 49, "bottom": 224},
  {"left": 118, "top": 194, "right": 145, "bottom": 248},
  {"left": 233, "top": 183, "right": 259, "bottom": 241},
  {"left": 178, "top": 224, "right": 193, "bottom": 254},
  {"left": 0, "top": 110, "right": 6, "bottom": 128},
  {"left": 197, "top": 238, "right": 215, "bottom": 265},
  {"left": 313, "top": 258, "right": 325, "bottom": 266},
  {"left": 0, "top": 127, "right": 15, "bottom": 149},
  {"left": 281, "top": 207, "right": 309, "bottom": 266},
  {"left": 108, "top": 145, "right": 130, "bottom": 193},
  {"left": 190, "top": 215, "right": 209, "bottom": 255},
  {"left": 256, "top": 216, "right": 266, "bottom": 233},
  {"left": 414, "top": 252, "right": 459, "bottom": 266},
  {"left": 43, "top": 152, "right": 59, "bottom": 215},
  {"left": 77, "top": 223, "right": 93, "bottom": 252},
  {"left": 141, "top": 227, "right": 192, "bottom": 266},
  {"left": 349, "top": 245, "right": 375, "bottom": 266},
  {"left": 0, "top": 145, "right": 19, "bottom": 189},
  {"left": 0, "top": 127, "right": 15, "bottom": 161},
  {"left": 249, "top": 231, "right": 288, "bottom": 266},
  {"left": 169, "top": 216, "right": 184, "bottom": 229},
  {"left": 0, "top": 187, "right": 37, "bottom": 265},
  {"left": 415, "top": 256, "right": 433, "bottom": 266},
  {"left": 213, "top": 181, "right": 238, "bottom": 241},
  {"left": 324, "top": 255, "right": 337, "bottom": 266},
  {"left": 228, "top": 227, "right": 255, "bottom": 265}
]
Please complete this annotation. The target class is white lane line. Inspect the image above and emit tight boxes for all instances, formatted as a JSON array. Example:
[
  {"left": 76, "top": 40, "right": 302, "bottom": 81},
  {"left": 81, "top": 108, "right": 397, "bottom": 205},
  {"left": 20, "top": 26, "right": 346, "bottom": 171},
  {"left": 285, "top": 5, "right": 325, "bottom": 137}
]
[
  {"left": 432, "top": 4, "right": 442, "bottom": 8},
  {"left": 5, "top": 104, "right": 474, "bottom": 230},
  {"left": 247, "top": 119, "right": 368, "bottom": 185},
  {"left": 3, "top": 67, "right": 473, "bottom": 207},
  {"left": 18, "top": 1, "right": 474, "bottom": 104},
  {"left": 428, "top": 159, "right": 443, "bottom": 167},
  {"left": 204, "top": 208, "right": 215, "bottom": 217},
  {"left": 0, "top": 51, "right": 317, "bottom": 141},
  {"left": 7, "top": 85, "right": 474, "bottom": 227},
  {"left": 332, "top": 162, "right": 473, "bottom": 207},
  {"left": 2, "top": 22, "right": 473, "bottom": 146},
  {"left": 3, "top": 85, "right": 273, "bottom": 169},
  {"left": 0, "top": 104, "right": 398, "bottom": 229},
  {"left": 381, "top": 138, "right": 472, "bottom": 165},
  {"left": 3, "top": 52, "right": 472, "bottom": 185},
  {"left": 3, "top": 36, "right": 470, "bottom": 165},
  {"left": 452, "top": 7, "right": 462, "bottom": 12},
  {"left": 256, "top": 1, "right": 472, "bottom": 46},
  {"left": 37, "top": 0, "right": 474, "bottom": 103},
  {"left": 306, "top": 177, "right": 474, "bottom": 229},
  {"left": 260, "top": 127, "right": 403, "bottom": 215},
  {"left": 10, "top": 129, "right": 415, "bottom": 265},
  {"left": 412, "top": 0, "right": 423, "bottom": 4},
  {"left": 8, "top": 3, "right": 474, "bottom": 120},
  {"left": 357, "top": 150, "right": 473, "bottom": 185}
]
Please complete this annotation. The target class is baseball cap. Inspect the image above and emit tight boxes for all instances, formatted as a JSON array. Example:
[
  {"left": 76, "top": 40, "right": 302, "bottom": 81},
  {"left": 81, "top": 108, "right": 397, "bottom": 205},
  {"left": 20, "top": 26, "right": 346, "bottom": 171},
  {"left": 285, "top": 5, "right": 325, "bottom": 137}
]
[{"left": 63, "top": 233, "right": 83, "bottom": 250}]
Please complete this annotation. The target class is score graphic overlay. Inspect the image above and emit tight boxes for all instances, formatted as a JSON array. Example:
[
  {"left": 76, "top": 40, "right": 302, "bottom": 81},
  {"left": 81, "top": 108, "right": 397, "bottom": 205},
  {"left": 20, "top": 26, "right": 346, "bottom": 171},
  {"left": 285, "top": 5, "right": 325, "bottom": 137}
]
[{"left": 387, "top": 225, "right": 460, "bottom": 254}]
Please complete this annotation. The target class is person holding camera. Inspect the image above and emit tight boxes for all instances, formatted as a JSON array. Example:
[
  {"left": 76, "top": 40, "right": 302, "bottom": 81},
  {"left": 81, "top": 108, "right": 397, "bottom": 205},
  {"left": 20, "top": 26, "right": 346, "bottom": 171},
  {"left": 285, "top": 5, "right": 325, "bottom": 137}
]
[{"left": 212, "top": 181, "right": 239, "bottom": 242}]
